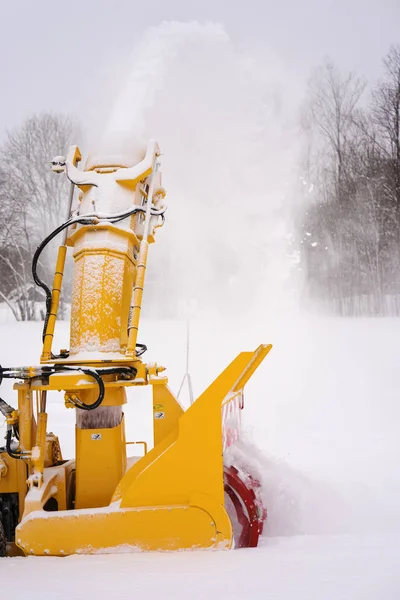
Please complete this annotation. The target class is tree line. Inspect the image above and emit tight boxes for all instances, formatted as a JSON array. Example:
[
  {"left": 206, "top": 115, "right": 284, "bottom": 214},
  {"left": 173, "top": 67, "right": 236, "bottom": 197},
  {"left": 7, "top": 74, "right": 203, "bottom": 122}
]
[{"left": 298, "top": 45, "right": 400, "bottom": 316}]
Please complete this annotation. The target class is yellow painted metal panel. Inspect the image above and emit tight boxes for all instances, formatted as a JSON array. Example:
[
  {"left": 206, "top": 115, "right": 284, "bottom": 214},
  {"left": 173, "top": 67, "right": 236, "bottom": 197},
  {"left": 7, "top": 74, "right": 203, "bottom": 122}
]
[
  {"left": 16, "top": 503, "right": 226, "bottom": 556},
  {"left": 70, "top": 249, "right": 135, "bottom": 356},
  {"left": 0, "top": 453, "right": 27, "bottom": 499},
  {"left": 152, "top": 384, "right": 184, "bottom": 446},
  {"left": 75, "top": 418, "right": 126, "bottom": 509},
  {"left": 114, "top": 348, "right": 269, "bottom": 511},
  {"left": 21, "top": 462, "right": 73, "bottom": 518}
]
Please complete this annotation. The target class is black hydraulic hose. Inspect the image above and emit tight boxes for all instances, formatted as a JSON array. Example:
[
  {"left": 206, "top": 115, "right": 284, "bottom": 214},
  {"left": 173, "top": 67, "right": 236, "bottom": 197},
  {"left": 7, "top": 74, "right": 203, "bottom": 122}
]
[
  {"left": 135, "top": 343, "right": 147, "bottom": 357},
  {"left": 32, "top": 216, "right": 97, "bottom": 352},
  {"left": 94, "top": 366, "right": 137, "bottom": 377},
  {"left": 1, "top": 365, "right": 137, "bottom": 446},
  {"left": 54, "top": 366, "right": 105, "bottom": 411},
  {"left": 75, "top": 368, "right": 105, "bottom": 411},
  {"left": 53, "top": 365, "right": 137, "bottom": 411},
  {"left": 5, "top": 428, "right": 24, "bottom": 461}
]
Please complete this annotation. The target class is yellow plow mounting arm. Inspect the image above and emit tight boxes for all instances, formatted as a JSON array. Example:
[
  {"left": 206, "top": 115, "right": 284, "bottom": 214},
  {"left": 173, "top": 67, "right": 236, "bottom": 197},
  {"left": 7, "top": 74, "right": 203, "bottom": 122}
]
[{"left": 15, "top": 344, "right": 271, "bottom": 556}]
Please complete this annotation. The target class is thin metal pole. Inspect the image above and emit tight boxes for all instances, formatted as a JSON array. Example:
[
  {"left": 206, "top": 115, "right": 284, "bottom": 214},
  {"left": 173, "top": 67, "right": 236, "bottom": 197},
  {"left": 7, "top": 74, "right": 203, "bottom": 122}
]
[
  {"left": 62, "top": 180, "right": 75, "bottom": 244},
  {"left": 177, "top": 320, "right": 194, "bottom": 405}
]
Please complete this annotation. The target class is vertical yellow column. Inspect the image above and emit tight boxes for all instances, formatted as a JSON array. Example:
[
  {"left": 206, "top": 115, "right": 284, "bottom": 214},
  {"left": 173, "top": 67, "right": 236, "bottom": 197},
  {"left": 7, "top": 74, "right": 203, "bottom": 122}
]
[
  {"left": 69, "top": 239, "right": 136, "bottom": 358},
  {"left": 17, "top": 385, "right": 35, "bottom": 454},
  {"left": 41, "top": 244, "right": 68, "bottom": 361},
  {"left": 126, "top": 241, "right": 148, "bottom": 357},
  {"left": 31, "top": 412, "right": 48, "bottom": 486}
]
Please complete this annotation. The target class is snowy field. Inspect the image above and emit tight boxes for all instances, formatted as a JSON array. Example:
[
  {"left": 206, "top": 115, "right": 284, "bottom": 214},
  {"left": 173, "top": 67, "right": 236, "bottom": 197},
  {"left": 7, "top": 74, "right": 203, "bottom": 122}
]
[{"left": 1, "top": 315, "right": 400, "bottom": 599}]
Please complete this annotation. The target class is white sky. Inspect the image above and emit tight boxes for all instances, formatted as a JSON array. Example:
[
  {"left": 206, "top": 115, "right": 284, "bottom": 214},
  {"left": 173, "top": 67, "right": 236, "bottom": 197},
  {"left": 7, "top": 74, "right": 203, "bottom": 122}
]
[{"left": 0, "top": 0, "right": 399, "bottom": 137}]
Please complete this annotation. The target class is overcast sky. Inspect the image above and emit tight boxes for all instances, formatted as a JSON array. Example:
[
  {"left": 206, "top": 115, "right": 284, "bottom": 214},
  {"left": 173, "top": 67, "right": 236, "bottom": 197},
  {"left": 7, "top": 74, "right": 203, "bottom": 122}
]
[{"left": 0, "top": 0, "right": 399, "bottom": 138}]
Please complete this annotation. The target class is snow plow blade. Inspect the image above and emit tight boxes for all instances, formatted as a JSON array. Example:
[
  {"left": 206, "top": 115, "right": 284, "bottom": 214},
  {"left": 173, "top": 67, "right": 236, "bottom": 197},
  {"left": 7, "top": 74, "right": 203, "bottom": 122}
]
[{"left": 15, "top": 345, "right": 271, "bottom": 556}]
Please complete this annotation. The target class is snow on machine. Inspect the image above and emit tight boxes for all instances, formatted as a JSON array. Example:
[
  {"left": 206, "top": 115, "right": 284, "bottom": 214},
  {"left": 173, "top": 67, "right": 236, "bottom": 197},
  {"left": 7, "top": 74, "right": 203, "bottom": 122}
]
[{"left": 0, "top": 141, "right": 271, "bottom": 556}]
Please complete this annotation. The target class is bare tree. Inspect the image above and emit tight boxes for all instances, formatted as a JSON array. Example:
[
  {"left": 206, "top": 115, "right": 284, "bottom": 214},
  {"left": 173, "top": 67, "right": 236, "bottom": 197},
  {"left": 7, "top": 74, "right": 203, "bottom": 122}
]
[
  {"left": 301, "top": 60, "right": 365, "bottom": 310},
  {"left": 307, "top": 59, "right": 366, "bottom": 203},
  {"left": 372, "top": 46, "right": 400, "bottom": 189},
  {"left": 0, "top": 113, "right": 78, "bottom": 320}
]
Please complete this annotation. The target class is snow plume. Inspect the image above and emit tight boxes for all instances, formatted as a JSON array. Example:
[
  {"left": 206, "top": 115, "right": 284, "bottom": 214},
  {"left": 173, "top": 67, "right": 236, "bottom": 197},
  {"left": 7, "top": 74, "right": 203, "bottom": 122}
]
[
  {"left": 89, "top": 21, "right": 298, "bottom": 318},
  {"left": 225, "top": 440, "right": 345, "bottom": 537},
  {"left": 227, "top": 435, "right": 400, "bottom": 538},
  {"left": 98, "top": 21, "right": 229, "bottom": 162}
]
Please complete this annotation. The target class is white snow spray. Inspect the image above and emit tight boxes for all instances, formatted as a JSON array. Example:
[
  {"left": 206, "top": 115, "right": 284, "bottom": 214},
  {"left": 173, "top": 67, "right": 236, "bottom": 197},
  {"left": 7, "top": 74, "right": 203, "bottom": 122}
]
[
  {"left": 98, "top": 22, "right": 229, "bottom": 162},
  {"left": 89, "top": 20, "right": 297, "bottom": 319}
]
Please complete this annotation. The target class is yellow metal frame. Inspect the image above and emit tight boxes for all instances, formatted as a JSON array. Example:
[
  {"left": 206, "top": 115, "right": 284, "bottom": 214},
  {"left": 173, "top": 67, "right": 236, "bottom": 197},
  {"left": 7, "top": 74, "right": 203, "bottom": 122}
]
[
  {"left": 13, "top": 345, "right": 271, "bottom": 555},
  {"left": 0, "top": 139, "right": 273, "bottom": 556}
]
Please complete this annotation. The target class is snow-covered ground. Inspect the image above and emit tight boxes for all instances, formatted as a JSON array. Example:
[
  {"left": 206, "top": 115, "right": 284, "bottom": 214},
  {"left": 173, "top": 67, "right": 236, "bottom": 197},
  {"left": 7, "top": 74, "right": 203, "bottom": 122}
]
[
  {"left": 3, "top": 534, "right": 399, "bottom": 600},
  {"left": 1, "top": 315, "right": 400, "bottom": 598}
]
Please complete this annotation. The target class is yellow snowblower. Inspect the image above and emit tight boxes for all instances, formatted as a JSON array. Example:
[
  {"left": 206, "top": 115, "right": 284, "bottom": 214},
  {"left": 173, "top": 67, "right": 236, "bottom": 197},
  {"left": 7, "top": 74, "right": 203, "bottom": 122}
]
[{"left": 0, "top": 141, "right": 271, "bottom": 556}]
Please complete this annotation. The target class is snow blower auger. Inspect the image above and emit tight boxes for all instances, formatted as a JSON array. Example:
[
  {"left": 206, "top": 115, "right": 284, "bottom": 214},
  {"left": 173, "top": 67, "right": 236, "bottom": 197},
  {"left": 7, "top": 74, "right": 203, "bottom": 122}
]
[{"left": 0, "top": 141, "right": 271, "bottom": 556}]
